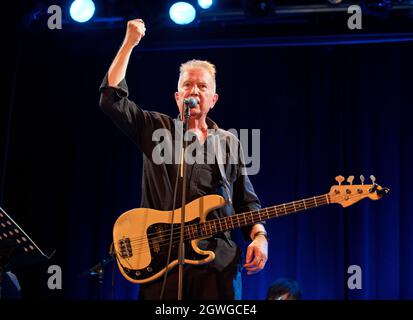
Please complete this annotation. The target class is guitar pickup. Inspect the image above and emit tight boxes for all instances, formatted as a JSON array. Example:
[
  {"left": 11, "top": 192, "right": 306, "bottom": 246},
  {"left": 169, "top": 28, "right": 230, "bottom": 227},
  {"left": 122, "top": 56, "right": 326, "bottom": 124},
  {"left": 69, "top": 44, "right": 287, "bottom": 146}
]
[{"left": 118, "top": 237, "right": 133, "bottom": 259}]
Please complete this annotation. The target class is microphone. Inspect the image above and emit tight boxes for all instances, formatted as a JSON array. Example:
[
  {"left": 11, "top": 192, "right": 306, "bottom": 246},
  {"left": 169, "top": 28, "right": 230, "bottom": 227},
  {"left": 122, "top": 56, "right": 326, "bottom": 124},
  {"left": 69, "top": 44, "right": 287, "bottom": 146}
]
[{"left": 183, "top": 97, "right": 198, "bottom": 109}]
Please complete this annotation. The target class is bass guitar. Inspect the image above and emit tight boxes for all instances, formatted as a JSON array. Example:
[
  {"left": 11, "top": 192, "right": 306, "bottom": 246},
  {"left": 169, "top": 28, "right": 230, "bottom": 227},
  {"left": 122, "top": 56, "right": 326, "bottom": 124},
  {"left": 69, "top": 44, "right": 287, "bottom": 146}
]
[{"left": 113, "top": 175, "right": 389, "bottom": 284}]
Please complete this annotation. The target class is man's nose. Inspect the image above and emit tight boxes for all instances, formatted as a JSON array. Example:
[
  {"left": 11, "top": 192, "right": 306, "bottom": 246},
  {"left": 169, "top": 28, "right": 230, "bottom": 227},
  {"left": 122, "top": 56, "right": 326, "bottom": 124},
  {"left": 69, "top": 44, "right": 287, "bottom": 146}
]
[{"left": 190, "top": 85, "right": 199, "bottom": 94}]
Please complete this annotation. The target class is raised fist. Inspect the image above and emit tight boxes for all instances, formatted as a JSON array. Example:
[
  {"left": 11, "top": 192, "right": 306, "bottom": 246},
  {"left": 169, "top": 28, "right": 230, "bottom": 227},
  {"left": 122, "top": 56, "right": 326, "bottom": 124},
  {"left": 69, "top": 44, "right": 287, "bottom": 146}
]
[{"left": 124, "top": 18, "right": 146, "bottom": 47}]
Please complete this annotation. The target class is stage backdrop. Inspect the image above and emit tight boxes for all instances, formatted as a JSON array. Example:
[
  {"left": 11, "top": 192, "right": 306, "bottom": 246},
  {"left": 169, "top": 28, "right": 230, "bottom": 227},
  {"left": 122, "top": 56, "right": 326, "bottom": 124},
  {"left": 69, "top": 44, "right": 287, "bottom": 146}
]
[{"left": 1, "top": 23, "right": 412, "bottom": 299}]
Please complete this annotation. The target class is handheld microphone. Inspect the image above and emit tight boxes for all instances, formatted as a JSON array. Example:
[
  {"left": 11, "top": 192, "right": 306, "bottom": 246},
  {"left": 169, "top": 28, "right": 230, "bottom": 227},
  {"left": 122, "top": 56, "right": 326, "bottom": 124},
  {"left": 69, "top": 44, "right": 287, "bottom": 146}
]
[{"left": 183, "top": 97, "right": 198, "bottom": 109}]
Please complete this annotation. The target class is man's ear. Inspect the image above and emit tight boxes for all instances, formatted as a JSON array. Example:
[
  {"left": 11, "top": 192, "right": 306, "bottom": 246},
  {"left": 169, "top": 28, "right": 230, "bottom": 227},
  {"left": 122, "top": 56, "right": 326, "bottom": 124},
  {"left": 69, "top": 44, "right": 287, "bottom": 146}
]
[
  {"left": 174, "top": 92, "right": 180, "bottom": 103},
  {"left": 210, "top": 93, "right": 219, "bottom": 110}
]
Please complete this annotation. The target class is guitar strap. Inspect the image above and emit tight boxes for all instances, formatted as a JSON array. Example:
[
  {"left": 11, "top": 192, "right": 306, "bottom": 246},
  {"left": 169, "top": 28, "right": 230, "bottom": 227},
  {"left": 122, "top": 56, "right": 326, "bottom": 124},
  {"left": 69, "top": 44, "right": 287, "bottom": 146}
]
[
  {"left": 211, "top": 132, "right": 233, "bottom": 206},
  {"left": 210, "top": 132, "right": 237, "bottom": 248}
]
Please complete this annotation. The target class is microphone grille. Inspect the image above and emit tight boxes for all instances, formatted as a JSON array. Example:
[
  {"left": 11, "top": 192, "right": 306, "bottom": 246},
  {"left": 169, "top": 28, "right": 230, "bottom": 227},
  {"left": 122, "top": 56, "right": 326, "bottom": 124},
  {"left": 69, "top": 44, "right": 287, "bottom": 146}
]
[{"left": 183, "top": 98, "right": 197, "bottom": 108}]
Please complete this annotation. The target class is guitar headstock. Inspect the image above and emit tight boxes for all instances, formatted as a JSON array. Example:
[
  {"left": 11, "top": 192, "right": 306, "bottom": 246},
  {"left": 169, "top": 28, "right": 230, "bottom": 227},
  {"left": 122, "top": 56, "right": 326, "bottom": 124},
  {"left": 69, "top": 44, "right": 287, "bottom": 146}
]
[{"left": 328, "top": 175, "right": 390, "bottom": 208}]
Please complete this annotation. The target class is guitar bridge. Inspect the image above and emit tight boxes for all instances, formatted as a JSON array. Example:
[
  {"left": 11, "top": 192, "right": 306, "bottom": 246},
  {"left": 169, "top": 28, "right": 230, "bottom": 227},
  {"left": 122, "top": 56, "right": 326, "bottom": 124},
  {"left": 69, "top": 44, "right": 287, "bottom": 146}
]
[{"left": 118, "top": 237, "right": 132, "bottom": 259}]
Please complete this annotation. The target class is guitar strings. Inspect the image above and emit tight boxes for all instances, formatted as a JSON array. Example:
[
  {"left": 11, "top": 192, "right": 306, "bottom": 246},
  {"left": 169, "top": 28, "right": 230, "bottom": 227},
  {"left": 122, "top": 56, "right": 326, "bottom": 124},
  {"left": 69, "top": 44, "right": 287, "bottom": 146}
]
[
  {"left": 123, "top": 192, "right": 358, "bottom": 248},
  {"left": 123, "top": 194, "right": 328, "bottom": 245},
  {"left": 117, "top": 192, "right": 369, "bottom": 254},
  {"left": 125, "top": 199, "right": 329, "bottom": 249}
]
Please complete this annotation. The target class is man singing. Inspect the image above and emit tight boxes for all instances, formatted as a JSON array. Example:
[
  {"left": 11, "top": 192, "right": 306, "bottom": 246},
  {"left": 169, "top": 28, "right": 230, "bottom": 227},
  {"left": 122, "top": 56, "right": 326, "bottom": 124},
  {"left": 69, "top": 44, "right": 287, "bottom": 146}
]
[{"left": 99, "top": 18, "right": 268, "bottom": 300}]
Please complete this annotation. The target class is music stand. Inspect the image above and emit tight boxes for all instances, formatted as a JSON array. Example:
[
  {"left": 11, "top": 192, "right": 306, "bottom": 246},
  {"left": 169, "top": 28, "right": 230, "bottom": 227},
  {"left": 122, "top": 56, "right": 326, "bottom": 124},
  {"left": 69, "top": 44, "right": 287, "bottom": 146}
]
[{"left": 0, "top": 206, "right": 54, "bottom": 298}]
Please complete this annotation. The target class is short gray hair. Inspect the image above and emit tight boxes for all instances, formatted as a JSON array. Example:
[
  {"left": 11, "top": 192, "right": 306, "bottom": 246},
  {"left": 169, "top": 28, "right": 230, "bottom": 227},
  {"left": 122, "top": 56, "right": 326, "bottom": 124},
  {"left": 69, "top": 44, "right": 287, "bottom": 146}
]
[{"left": 178, "top": 59, "right": 216, "bottom": 92}]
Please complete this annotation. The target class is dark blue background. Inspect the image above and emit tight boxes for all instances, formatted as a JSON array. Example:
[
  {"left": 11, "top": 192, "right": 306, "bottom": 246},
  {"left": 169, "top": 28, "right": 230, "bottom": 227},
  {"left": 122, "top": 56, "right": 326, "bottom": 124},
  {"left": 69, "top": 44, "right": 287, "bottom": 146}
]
[{"left": 1, "top": 2, "right": 412, "bottom": 300}]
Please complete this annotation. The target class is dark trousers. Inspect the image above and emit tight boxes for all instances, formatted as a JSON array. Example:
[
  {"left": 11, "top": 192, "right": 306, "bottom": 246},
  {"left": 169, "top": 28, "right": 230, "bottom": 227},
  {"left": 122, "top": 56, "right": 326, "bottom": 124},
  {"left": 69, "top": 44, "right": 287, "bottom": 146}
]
[{"left": 139, "top": 263, "right": 242, "bottom": 300}]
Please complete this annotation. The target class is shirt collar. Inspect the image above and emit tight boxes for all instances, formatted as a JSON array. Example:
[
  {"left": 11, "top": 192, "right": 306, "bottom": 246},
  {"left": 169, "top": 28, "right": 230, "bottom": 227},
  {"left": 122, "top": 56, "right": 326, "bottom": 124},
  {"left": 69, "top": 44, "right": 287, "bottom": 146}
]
[{"left": 175, "top": 114, "right": 219, "bottom": 131}]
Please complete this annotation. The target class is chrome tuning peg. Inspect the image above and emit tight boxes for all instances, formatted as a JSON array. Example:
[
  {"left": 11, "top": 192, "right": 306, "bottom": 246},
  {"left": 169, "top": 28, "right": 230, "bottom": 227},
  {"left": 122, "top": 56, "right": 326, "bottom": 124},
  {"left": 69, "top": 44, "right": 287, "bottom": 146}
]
[
  {"left": 360, "top": 175, "right": 365, "bottom": 185},
  {"left": 370, "top": 175, "right": 376, "bottom": 184},
  {"left": 335, "top": 175, "right": 345, "bottom": 186},
  {"left": 347, "top": 176, "right": 354, "bottom": 185}
]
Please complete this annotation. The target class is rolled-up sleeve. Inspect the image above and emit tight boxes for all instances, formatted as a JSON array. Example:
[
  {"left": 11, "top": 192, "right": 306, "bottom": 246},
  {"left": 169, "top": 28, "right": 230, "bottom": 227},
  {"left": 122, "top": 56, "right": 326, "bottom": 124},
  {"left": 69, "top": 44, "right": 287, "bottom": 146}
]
[
  {"left": 99, "top": 73, "right": 145, "bottom": 143},
  {"left": 98, "top": 74, "right": 169, "bottom": 158}
]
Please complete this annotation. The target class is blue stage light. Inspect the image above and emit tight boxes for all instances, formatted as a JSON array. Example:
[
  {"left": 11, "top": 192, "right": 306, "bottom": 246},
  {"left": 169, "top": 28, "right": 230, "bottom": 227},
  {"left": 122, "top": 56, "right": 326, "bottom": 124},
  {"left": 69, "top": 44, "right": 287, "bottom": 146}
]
[
  {"left": 169, "top": 2, "right": 196, "bottom": 25},
  {"left": 198, "top": 0, "right": 214, "bottom": 10},
  {"left": 70, "top": 0, "right": 95, "bottom": 23}
]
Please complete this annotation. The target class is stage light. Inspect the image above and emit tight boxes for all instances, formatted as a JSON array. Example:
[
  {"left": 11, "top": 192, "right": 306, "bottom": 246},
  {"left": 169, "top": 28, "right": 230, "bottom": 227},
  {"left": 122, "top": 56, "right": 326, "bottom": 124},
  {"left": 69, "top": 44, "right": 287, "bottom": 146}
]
[
  {"left": 169, "top": 2, "right": 197, "bottom": 25},
  {"left": 70, "top": 0, "right": 95, "bottom": 23},
  {"left": 198, "top": 0, "right": 214, "bottom": 10}
]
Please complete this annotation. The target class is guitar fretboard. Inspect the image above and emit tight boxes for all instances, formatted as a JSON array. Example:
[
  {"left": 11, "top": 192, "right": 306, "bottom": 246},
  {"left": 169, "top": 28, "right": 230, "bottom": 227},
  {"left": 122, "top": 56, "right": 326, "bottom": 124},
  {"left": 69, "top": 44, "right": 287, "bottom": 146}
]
[{"left": 184, "top": 194, "right": 331, "bottom": 240}]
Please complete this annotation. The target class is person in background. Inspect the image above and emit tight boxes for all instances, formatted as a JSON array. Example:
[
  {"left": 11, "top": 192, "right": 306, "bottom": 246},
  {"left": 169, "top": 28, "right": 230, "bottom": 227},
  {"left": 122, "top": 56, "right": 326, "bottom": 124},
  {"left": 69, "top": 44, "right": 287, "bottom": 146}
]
[{"left": 267, "top": 278, "right": 301, "bottom": 300}]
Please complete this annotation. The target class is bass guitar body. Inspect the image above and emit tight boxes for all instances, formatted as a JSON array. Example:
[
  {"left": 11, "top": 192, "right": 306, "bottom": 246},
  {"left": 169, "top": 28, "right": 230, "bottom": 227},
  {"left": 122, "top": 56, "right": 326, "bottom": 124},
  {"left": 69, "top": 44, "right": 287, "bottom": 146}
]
[{"left": 113, "top": 195, "right": 226, "bottom": 284}]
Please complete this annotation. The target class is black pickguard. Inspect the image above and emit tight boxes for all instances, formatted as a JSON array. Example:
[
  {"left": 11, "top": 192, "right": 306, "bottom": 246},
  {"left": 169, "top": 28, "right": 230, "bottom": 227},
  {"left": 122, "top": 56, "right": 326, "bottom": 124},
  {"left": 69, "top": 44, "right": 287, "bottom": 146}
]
[{"left": 121, "top": 218, "right": 210, "bottom": 282}]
